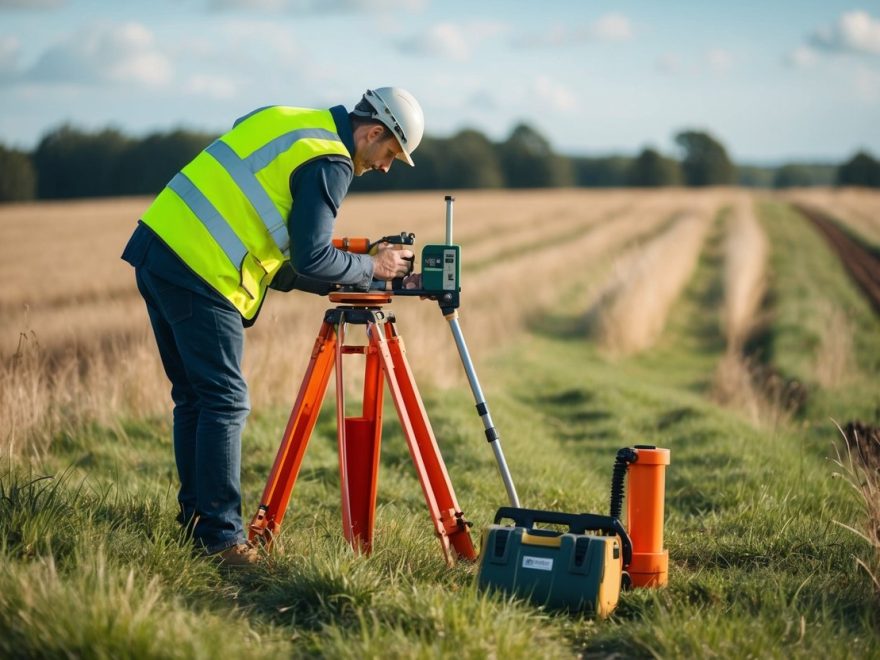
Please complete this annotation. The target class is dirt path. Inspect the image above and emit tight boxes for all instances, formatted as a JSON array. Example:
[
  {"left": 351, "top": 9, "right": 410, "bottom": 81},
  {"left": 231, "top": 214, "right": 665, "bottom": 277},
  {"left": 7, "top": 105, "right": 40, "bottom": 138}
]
[{"left": 794, "top": 203, "right": 880, "bottom": 315}]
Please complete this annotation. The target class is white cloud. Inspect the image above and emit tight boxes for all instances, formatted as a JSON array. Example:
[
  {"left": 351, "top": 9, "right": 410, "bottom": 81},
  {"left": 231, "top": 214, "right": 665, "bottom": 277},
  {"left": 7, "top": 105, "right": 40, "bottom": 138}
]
[
  {"left": 395, "top": 21, "right": 507, "bottom": 61},
  {"left": 211, "top": 0, "right": 289, "bottom": 10},
  {"left": 24, "top": 22, "right": 172, "bottom": 87},
  {"left": 218, "top": 20, "right": 301, "bottom": 62},
  {"left": 592, "top": 13, "right": 633, "bottom": 42},
  {"left": 706, "top": 48, "right": 733, "bottom": 73},
  {"left": 165, "top": 18, "right": 327, "bottom": 101},
  {"left": 654, "top": 49, "right": 734, "bottom": 76},
  {"left": 785, "top": 45, "right": 819, "bottom": 68},
  {"left": 531, "top": 76, "right": 577, "bottom": 112},
  {"left": 184, "top": 74, "right": 239, "bottom": 99},
  {"left": 168, "top": 19, "right": 301, "bottom": 69},
  {"left": 788, "top": 11, "right": 880, "bottom": 101},
  {"left": 409, "top": 23, "right": 469, "bottom": 60},
  {"left": 512, "top": 13, "right": 634, "bottom": 48},
  {"left": 809, "top": 10, "right": 880, "bottom": 56},
  {"left": 208, "top": 0, "right": 426, "bottom": 13}
]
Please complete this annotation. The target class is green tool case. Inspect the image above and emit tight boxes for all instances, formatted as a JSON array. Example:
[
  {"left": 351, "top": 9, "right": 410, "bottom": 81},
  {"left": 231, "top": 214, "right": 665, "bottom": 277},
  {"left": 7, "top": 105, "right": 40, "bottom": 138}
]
[{"left": 477, "top": 508, "right": 632, "bottom": 617}]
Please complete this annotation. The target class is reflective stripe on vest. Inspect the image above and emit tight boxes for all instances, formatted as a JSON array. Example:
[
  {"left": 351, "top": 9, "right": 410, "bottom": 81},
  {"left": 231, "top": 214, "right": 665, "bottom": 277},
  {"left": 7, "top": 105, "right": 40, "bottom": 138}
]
[
  {"left": 167, "top": 171, "right": 248, "bottom": 267},
  {"left": 205, "top": 140, "right": 289, "bottom": 257},
  {"left": 140, "top": 107, "right": 352, "bottom": 319}
]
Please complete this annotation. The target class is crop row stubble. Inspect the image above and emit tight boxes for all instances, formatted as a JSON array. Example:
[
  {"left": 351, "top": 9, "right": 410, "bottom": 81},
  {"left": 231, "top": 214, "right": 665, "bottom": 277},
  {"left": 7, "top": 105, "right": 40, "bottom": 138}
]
[
  {"left": 711, "top": 195, "right": 775, "bottom": 424},
  {"left": 582, "top": 191, "right": 726, "bottom": 356}
]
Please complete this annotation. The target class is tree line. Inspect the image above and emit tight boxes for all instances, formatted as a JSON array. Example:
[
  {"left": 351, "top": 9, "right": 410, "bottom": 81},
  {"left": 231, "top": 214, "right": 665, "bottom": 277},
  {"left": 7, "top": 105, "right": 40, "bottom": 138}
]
[{"left": 0, "top": 122, "right": 878, "bottom": 202}]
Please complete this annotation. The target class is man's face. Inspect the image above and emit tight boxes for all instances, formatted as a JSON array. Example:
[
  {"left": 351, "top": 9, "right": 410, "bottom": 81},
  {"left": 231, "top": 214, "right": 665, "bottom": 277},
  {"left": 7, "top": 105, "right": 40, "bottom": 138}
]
[{"left": 353, "top": 125, "right": 403, "bottom": 176}]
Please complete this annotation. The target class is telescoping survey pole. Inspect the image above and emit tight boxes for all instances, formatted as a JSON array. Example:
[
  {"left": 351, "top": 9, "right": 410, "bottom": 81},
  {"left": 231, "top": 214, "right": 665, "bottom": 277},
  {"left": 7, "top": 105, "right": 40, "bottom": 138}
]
[{"left": 441, "top": 196, "right": 521, "bottom": 509}]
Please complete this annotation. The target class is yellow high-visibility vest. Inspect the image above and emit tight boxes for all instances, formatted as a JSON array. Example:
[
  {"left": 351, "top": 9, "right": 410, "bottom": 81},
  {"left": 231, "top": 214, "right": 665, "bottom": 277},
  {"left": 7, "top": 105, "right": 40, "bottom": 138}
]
[{"left": 142, "top": 106, "right": 351, "bottom": 319}]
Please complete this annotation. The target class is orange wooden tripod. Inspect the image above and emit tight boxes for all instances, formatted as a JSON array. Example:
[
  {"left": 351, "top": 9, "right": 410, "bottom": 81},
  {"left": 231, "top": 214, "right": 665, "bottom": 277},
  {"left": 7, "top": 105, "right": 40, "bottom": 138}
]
[{"left": 248, "top": 293, "right": 476, "bottom": 565}]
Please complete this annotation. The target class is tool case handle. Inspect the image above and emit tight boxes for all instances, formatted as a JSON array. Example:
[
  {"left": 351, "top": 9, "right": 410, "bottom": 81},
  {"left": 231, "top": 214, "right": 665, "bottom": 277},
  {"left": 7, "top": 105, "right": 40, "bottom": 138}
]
[{"left": 493, "top": 507, "right": 632, "bottom": 566}]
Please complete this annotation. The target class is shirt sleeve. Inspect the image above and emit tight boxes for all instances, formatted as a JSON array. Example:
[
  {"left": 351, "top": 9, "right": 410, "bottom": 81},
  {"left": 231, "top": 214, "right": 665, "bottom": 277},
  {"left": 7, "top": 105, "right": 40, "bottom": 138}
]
[{"left": 288, "top": 158, "right": 374, "bottom": 288}]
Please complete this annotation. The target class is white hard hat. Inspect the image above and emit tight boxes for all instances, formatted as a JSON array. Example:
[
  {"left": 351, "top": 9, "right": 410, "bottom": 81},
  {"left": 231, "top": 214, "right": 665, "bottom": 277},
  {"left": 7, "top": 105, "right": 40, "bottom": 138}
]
[{"left": 355, "top": 87, "right": 424, "bottom": 166}]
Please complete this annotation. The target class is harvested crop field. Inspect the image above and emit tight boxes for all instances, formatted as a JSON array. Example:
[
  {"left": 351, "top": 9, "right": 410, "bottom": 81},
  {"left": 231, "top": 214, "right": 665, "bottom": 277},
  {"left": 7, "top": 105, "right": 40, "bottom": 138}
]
[{"left": 0, "top": 188, "right": 734, "bottom": 449}]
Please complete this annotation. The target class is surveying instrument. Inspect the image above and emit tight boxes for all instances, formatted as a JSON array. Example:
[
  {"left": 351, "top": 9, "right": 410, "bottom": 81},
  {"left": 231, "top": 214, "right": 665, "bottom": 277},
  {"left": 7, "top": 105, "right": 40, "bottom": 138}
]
[
  {"left": 248, "top": 196, "right": 519, "bottom": 565},
  {"left": 248, "top": 195, "right": 671, "bottom": 617}
]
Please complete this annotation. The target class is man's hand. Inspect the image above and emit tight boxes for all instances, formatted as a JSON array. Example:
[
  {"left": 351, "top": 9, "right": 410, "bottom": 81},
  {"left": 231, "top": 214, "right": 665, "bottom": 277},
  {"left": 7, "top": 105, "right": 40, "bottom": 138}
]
[{"left": 372, "top": 243, "right": 414, "bottom": 280}]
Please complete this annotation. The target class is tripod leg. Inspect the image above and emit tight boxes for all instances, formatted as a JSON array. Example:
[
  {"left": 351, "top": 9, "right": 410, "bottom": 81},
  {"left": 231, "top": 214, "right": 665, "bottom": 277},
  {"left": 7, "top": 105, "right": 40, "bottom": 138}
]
[
  {"left": 371, "top": 319, "right": 477, "bottom": 565},
  {"left": 248, "top": 320, "right": 337, "bottom": 547},
  {"left": 337, "top": 334, "right": 385, "bottom": 553}
]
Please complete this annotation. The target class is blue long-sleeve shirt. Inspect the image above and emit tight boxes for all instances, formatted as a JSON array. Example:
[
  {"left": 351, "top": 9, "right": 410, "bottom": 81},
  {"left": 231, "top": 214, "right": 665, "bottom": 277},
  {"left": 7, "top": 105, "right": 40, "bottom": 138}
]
[
  {"left": 121, "top": 105, "right": 373, "bottom": 322},
  {"left": 276, "top": 104, "right": 372, "bottom": 289}
]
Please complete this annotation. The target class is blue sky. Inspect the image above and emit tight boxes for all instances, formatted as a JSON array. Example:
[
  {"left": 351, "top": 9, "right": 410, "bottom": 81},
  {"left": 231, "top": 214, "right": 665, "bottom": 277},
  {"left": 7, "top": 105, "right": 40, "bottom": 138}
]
[{"left": 1, "top": 0, "right": 878, "bottom": 164}]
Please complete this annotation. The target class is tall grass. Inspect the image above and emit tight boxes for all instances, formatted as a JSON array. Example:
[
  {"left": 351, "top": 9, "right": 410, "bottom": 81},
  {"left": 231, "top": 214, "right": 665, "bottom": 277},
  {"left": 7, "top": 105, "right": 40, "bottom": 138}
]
[
  {"left": 711, "top": 197, "right": 775, "bottom": 424},
  {"left": 720, "top": 196, "right": 768, "bottom": 350},
  {"left": 0, "top": 466, "right": 289, "bottom": 658},
  {"left": 0, "top": 554, "right": 272, "bottom": 659},
  {"left": 585, "top": 210, "right": 711, "bottom": 355},
  {"left": 813, "top": 304, "right": 855, "bottom": 388},
  {"left": 2, "top": 326, "right": 169, "bottom": 456},
  {"left": 833, "top": 422, "right": 880, "bottom": 602}
]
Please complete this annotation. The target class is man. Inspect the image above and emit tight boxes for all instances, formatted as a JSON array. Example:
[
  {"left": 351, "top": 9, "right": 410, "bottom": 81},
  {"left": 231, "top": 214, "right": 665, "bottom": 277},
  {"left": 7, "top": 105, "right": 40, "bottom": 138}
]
[{"left": 121, "top": 87, "right": 424, "bottom": 566}]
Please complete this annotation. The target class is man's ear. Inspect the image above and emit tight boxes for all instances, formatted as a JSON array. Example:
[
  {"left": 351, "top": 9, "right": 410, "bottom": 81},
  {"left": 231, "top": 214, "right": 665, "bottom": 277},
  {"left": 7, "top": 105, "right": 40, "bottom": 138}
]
[{"left": 367, "top": 124, "right": 386, "bottom": 143}]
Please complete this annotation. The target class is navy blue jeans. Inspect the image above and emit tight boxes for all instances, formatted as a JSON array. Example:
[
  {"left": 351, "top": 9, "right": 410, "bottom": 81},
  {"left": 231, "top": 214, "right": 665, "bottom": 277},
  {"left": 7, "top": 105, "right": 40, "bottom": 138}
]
[{"left": 135, "top": 266, "right": 250, "bottom": 554}]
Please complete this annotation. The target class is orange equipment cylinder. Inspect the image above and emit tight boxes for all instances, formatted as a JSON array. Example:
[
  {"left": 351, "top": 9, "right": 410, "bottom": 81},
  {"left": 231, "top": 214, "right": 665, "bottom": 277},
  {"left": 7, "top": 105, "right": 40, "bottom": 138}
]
[
  {"left": 332, "top": 237, "right": 371, "bottom": 253},
  {"left": 626, "top": 446, "right": 670, "bottom": 588}
]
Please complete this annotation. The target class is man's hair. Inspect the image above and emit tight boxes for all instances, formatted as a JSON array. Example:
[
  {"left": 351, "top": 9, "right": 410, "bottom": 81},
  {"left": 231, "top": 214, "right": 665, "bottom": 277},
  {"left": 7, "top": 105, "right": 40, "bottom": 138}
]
[{"left": 349, "top": 97, "right": 394, "bottom": 140}]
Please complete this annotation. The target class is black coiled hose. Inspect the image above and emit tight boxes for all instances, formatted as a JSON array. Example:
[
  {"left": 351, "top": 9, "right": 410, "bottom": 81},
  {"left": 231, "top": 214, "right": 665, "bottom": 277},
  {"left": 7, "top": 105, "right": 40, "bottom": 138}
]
[{"left": 609, "top": 447, "right": 638, "bottom": 519}]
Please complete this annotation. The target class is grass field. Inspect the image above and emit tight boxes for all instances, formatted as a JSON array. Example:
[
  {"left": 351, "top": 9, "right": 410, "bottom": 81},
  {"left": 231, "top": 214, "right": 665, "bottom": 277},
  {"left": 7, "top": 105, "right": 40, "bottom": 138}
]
[{"left": 1, "top": 188, "right": 879, "bottom": 658}]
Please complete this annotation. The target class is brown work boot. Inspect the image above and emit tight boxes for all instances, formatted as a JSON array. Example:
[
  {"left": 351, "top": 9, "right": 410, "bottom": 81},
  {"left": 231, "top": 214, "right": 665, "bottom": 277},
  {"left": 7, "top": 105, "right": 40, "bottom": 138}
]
[{"left": 211, "top": 542, "right": 260, "bottom": 567}]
